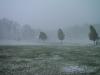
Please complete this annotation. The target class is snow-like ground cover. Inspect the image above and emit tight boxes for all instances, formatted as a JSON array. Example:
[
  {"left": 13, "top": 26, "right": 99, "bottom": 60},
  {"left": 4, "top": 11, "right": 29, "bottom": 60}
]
[{"left": 0, "top": 45, "right": 100, "bottom": 75}]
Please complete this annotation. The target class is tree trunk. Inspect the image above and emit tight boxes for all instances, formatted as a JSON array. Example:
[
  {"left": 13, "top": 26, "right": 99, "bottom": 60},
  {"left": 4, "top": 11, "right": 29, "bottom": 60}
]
[
  {"left": 61, "top": 40, "right": 63, "bottom": 44},
  {"left": 94, "top": 41, "right": 95, "bottom": 46},
  {"left": 96, "top": 40, "right": 98, "bottom": 45},
  {"left": 94, "top": 41, "right": 98, "bottom": 46}
]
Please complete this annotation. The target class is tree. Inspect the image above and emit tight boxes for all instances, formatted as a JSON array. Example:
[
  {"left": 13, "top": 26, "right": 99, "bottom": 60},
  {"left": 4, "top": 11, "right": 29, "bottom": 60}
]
[
  {"left": 89, "top": 25, "right": 98, "bottom": 45},
  {"left": 57, "top": 28, "right": 65, "bottom": 43},
  {"left": 39, "top": 32, "right": 47, "bottom": 42}
]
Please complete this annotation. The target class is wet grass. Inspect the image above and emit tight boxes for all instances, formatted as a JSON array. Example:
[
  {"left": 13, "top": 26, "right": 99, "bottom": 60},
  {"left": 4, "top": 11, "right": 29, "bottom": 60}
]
[{"left": 0, "top": 45, "right": 100, "bottom": 75}]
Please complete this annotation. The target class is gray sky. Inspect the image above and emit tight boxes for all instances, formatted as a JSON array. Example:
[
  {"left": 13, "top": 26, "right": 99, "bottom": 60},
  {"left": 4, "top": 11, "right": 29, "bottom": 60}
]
[{"left": 0, "top": 0, "right": 100, "bottom": 29}]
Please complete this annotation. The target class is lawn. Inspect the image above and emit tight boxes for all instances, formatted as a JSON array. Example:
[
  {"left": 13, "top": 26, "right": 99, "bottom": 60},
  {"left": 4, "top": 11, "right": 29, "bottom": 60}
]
[{"left": 0, "top": 45, "right": 100, "bottom": 75}]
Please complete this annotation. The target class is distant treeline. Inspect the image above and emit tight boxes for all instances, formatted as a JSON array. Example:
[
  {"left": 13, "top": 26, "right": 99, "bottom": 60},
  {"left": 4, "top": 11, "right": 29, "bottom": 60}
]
[
  {"left": 0, "top": 18, "right": 100, "bottom": 44},
  {"left": 0, "top": 18, "right": 34, "bottom": 41}
]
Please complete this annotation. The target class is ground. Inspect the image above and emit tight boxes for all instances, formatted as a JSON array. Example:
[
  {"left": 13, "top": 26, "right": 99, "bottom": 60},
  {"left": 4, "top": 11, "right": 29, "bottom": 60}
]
[{"left": 0, "top": 45, "right": 100, "bottom": 75}]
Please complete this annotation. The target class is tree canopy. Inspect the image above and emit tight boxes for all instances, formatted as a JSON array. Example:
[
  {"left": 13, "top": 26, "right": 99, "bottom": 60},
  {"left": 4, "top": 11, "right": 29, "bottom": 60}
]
[
  {"left": 57, "top": 28, "right": 65, "bottom": 42},
  {"left": 89, "top": 25, "right": 98, "bottom": 45},
  {"left": 39, "top": 32, "right": 47, "bottom": 41}
]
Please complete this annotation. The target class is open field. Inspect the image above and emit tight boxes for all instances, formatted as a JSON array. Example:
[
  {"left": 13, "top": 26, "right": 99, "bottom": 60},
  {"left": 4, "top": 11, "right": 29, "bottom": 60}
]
[{"left": 0, "top": 45, "right": 100, "bottom": 75}]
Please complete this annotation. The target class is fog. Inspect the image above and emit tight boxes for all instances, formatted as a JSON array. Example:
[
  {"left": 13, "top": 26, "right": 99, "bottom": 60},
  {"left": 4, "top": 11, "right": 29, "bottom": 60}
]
[
  {"left": 0, "top": 0, "right": 100, "bottom": 29},
  {"left": 0, "top": 0, "right": 100, "bottom": 45}
]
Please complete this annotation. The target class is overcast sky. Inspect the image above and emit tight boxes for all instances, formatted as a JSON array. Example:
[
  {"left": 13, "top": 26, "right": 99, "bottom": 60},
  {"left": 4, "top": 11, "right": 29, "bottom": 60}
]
[{"left": 0, "top": 0, "right": 100, "bottom": 29}]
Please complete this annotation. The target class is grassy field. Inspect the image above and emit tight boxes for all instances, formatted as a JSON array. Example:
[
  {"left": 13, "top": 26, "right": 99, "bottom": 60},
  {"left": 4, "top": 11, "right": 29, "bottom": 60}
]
[{"left": 0, "top": 45, "right": 100, "bottom": 75}]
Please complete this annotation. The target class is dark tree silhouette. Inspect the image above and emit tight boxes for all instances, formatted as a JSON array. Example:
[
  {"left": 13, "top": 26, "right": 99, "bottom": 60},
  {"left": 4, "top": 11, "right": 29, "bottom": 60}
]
[
  {"left": 57, "top": 28, "right": 65, "bottom": 43},
  {"left": 89, "top": 25, "right": 98, "bottom": 45},
  {"left": 39, "top": 32, "right": 47, "bottom": 42}
]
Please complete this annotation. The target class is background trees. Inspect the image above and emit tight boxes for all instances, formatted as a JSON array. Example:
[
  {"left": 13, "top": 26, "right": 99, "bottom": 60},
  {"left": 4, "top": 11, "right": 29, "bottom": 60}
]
[
  {"left": 39, "top": 32, "right": 47, "bottom": 42},
  {"left": 57, "top": 28, "right": 65, "bottom": 43},
  {"left": 0, "top": 18, "right": 21, "bottom": 40},
  {"left": 21, "top": 24, "right": 34, "bottom": 41},
  {"left": 89, "top": 25, "right": 99, "bottom": 45},
  {"left": 0, "top": 18, "right": 100, "bottom": 45}
]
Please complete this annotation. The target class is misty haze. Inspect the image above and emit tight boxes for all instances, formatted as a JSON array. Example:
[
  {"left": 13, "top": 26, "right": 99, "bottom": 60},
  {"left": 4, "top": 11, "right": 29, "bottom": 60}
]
[{"left": 0, "top": 0, "right": 100, "bottom": 75}]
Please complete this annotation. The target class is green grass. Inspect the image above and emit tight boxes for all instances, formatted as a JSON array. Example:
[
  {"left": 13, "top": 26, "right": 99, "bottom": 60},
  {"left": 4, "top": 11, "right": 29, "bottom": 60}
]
[{"left": 0, "top": 45, "right": 100, "bottom": 75}]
